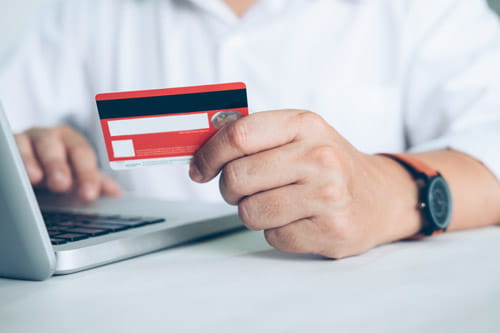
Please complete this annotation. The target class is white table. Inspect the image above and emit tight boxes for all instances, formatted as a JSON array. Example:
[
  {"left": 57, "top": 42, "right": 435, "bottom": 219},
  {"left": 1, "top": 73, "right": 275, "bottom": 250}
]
[{"left": 1, "top": 227, "right": 499, "bottom": 333}]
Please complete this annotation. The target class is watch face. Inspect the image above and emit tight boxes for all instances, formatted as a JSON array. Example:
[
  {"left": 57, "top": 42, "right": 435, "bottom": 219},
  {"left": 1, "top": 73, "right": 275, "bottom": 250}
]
[{"left": 426, "top": 176, "right": 452, "bottom": 229}]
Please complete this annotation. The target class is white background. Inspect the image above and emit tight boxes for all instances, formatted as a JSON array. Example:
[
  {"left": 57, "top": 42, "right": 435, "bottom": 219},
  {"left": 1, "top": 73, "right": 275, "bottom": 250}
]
[{"left": 0, "top": 0, "right": 54, "bottom": 59}]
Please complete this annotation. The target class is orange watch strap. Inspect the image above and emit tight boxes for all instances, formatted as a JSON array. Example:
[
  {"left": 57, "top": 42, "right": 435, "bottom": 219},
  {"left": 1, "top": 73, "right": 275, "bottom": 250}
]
[{"left": 379, "top": 153, "right": 438, "bottom": 178}]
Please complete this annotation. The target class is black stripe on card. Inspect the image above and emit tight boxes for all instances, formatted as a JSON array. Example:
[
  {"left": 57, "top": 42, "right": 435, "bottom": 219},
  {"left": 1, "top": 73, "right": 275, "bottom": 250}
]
[{"left": 97, "top": 89, "right": 248, "bottom": 119}]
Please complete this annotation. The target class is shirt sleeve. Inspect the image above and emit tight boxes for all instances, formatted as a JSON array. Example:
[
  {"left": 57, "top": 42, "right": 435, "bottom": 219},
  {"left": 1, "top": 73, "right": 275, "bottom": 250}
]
[
  {"left": 0, "top": 0, "right": 92, "bottom": 133},
  {"left": 403, "top": 0, "right": 500, "bottom": 180}
]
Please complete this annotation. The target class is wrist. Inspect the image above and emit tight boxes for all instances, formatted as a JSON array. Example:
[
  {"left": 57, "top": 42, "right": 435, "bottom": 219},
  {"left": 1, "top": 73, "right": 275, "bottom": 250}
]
[{"left": 370, "top": 154, "right": 423, "bottom": 243}]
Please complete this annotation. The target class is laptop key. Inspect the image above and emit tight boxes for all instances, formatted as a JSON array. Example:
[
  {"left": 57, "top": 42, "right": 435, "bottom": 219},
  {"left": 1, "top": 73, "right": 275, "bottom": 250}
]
[
  {"left": 57, "top": 220, "right": 81, "bottom": 226},
  {"left": 56, "top": 233, "right": 90, "bottom": 241},
  {"left": 141, "top": 218, "right": 166, "bottom": 224},
  {"left": 47, "top": 226, "right": 68, "bottom": 232},
  {"left": 73, "top": 222, "right": 130, "bottom": 232},
  {"left": 80, "top": 218, "right": 153, "bottom": 227},
  {"left": 93, "top": 215, "right": 122, "bottom": 220},
  {"left": 44, "top": 217, "right": 73, "bottom": 225},
  {"left": 115, "top": 219, "right": 149, "bottom": 227},
  {"left": 50, "top": 238, "right": 68, "bottom": 245},
  {"left": 66, "top": 227, "right": 110, "bottom": 236},
  {"left": 117, "top": 217, "right": 165, "bottom": 226}
]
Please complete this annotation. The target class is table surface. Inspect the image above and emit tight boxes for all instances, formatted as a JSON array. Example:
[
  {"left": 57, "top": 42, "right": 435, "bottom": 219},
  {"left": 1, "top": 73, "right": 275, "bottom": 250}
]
[{"left": 1, "top": 226, "right": 499, "bottom": 333}]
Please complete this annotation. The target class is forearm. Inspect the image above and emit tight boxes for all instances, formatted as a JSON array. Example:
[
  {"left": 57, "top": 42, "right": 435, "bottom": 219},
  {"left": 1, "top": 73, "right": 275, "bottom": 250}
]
[
  {"left": 380, "top": 148, "right": 500, "bottom": 242},
  {"left": 411, "top": 149, "right": 500, "bottom": 231},
  {"left": 375, "top": 149, "right": 500, "bottom": 245}
]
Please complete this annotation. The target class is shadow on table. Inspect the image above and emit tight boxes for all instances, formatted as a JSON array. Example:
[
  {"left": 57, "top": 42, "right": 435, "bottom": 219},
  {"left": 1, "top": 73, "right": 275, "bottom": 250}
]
[{"left": 247, "top": 249, "right": 328, "bottom": 262}]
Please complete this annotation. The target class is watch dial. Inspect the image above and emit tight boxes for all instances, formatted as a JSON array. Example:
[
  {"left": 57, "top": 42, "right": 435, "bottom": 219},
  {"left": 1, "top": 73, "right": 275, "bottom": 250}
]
[{"left": 428, "top": 177, "right": 452, "bottom": 228}]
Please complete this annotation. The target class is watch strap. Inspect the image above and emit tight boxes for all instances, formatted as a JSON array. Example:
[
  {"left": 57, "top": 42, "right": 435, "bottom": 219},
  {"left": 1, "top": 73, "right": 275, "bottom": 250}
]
[
  {"left": 378, "top": 153, "right": 446, "bottom": 238},
  {"left": 379, "top": 153, "right": 438, "bottom": 179},
  {"left": 411, "top": 229, "right": 444, "bottom": 240}
]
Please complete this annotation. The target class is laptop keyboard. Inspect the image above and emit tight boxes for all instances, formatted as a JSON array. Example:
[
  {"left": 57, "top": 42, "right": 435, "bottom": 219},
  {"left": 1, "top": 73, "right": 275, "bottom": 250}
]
[{"left": 42, "top": 211, "right": 166, "bottom": 245}]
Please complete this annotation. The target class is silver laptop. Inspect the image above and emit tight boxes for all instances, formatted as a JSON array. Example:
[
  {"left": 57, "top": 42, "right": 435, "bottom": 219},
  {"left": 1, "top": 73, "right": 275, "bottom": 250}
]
[{"left": 0, "top": 103, "right": 243, "bottom": 281}]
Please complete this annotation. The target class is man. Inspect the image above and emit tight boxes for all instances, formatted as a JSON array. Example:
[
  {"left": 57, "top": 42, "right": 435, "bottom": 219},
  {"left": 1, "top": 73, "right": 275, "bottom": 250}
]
[{"left": 1, "top": 0, "right": 500, "bottom": 258}]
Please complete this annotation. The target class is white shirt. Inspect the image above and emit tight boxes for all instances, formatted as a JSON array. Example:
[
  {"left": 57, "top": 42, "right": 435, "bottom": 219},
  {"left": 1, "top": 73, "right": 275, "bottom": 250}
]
[{"left": 1, "top": 0, "right": 500, "bottom": 202}]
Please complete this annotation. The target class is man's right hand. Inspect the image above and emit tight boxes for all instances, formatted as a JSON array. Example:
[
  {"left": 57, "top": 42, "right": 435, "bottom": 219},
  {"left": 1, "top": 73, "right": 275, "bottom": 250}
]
[{"left": 15, "top": 125, "right": 122, "bottom": 202}]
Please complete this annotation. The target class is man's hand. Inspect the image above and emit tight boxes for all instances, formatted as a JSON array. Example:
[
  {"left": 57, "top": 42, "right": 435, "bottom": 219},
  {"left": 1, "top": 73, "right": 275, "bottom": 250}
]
[
  {"left": 189, "top": 110, "right": 423, "bottom": 258},
  {"left": 15, "top": 125, "right": 121, "bottom": 202}
]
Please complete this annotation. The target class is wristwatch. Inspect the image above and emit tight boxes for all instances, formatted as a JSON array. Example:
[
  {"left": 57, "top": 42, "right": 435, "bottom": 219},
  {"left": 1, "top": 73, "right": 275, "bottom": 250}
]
[{"left": 380, "top": 153, "right": 453, "bottom": 237}]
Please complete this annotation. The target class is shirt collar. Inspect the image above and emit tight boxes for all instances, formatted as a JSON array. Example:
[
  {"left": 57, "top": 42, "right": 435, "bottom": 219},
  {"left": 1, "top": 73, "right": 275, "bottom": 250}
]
[
  {"left": 187, "top": 0, "right": 236, "bottom": 23},
  {"left": 186, "top": 0, "right": 290, "bottom": 24}
]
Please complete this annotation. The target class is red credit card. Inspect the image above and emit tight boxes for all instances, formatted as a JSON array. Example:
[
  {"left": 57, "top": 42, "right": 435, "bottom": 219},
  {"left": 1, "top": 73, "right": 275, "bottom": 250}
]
[{"left": 96, "top": 82, "right": 248, "bottom": 170}]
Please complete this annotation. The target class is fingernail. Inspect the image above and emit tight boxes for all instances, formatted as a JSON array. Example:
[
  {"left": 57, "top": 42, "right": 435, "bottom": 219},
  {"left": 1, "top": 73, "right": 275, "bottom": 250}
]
[
  {"left": 81, "top": 182, "right": 98, "bottom": 201},
  {"left": 189, "top": 160, "right": 203, "bottom": 182}
]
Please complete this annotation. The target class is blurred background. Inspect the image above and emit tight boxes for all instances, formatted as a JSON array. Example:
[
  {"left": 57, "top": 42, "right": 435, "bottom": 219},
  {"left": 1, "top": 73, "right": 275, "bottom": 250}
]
[
  {"left": 491, "top": 0, "right": 500, "bottom": 12},
  {"left": 0, "top": 0, "right": 500, "bottom": 57}
]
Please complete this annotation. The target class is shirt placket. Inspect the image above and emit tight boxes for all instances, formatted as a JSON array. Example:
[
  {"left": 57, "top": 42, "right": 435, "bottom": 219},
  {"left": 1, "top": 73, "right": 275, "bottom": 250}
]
[{"left": 214, "top": 0, "right": 289, "bottom": 82}]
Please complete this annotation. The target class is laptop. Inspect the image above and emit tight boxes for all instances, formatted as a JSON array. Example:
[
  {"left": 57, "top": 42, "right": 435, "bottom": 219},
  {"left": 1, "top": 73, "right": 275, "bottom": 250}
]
[{"left": 0, "top": 103, "right": 243, "bottom": 281}]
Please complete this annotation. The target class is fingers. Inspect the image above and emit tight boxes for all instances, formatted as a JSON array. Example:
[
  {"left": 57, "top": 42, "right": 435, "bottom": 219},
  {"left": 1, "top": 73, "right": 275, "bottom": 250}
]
[
  {"left": 219, "top": 142, "right": 308, "bottom": 204},
  {"left": 15, "top": 133, "right": 43, "bottom": 184},
  {"left": 238, "top": 184, "right": 317, "bottom": 231},
  {"left": 101, "top": 174, "right": 122, "bottom": 198},
  {"left": 190, "top": 109, "right": 307, "bottom": 183},
  {"left": 29, "top": 128, "right": 73, "bottom": 192},
  {"left": 264, "top": 218, "right": 324, "bottom": 254},
  {"left": 241, "top": 183, "right": 354, "bottom": 257},
  {"left": 18, "top": 126, "right": 122, "bottom": 202},
  {"left": 60, "top": 127, "right": 101, "bottom": 201}
]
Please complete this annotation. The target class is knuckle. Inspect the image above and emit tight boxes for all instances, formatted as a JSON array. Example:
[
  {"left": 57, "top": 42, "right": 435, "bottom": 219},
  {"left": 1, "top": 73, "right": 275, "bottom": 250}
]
[
  {"left": 35, "top": 131, "right": 59, "bottom": 147},
  {"left": 221, "top": 162, "right": 244, "bottom": 194},
  {"left": 308, "top": 145, "right": 339, "bottom": 169},
  {"left": 44, "top": 159, "right": 67, "bottom": 171},
  {"left": 69, "top": 143, "right": 95, "bottom": 161},
  {"left": 264, "top": 229, "right": 278, "bottom": 248},
  {"left": 317, "top": 183, "right": 345, "bottom": 203},
  {"left": 297, "top": 110, "right": 328, "bottom": 131},
  {"left": 324, "top": 217, "right": 352, "bottom": 243},
  {"left": 320, "top": 247, "right": 350, "bottom": 260},
  {"left": 315, "top": 221, "right": 353, "bottom": 259},
  {"left": 238, "top": 201, "right": 253, "bottom": 228},
  {"left": 24, "top": 127, "right": 42, "bottom": 137},
  {"left": 226, "top": 121, "right": 248, "bottom": 153},
  {"left": 264, "top": 227, "right": 302, "bottom": 253},
  {"left": 15, "top": 134, "right": 32, "bottom": 153},
  {"left": 238, "top": 193, "right": 284, "bottom": 230},
  {"left": 41, "top": 128, "right": 57, "bottom": 139},
  {"left": 193, "top": 148, "right": 213, "bottom": 176},
  {"left": 14, "top": 132, "right": 28, "bottom": 142},
  {"left": 238, "top": 198, "right": 260, "bottom": 230},
  {"left": 264, "top": 229, "right": 281, "bottom": 248},
  {"left": 57, "top": 124, "right": 75, "bottom": 136}
]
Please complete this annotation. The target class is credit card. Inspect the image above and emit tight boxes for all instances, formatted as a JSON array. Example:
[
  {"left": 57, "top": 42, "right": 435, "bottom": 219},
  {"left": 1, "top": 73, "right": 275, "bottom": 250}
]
[{"left": 96, "top": 82, "right": 248, "bottom": 170}]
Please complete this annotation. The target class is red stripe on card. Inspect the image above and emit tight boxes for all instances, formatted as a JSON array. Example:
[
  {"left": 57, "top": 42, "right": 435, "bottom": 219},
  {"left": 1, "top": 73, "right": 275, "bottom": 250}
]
[{"left": 95, "top": 82, "right": 246, "bottom": 101}]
